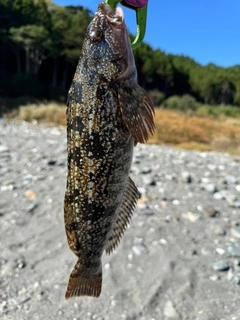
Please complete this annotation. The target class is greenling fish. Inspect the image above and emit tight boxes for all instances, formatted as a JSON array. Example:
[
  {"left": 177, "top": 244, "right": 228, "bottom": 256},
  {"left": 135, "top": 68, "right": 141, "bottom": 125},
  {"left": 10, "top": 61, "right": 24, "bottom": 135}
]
[{"left": 64, "top": 1, "right": 154, "bottom": 299}]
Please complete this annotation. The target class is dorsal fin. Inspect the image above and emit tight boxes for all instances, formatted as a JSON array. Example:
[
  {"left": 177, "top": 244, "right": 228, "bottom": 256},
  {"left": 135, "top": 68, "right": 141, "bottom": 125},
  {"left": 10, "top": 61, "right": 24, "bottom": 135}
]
[
  {"left": 105, "top": 177, "right": 139, "bottom": 255},
  {"left": 119, "top": 80, "right": 155, "bottom": 143}
]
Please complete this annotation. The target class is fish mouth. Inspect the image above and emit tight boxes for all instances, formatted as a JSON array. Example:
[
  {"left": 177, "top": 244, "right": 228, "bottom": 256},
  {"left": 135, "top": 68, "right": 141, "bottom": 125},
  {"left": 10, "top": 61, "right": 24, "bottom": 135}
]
[{"left": 99, "top": 2, "right": 124, "bottom": 29}]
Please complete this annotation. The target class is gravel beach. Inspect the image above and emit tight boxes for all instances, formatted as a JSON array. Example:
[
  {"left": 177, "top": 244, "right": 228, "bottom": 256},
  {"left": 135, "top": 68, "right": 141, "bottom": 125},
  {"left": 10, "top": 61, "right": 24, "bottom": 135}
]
[{"left": 1, "top": 121, "right": 240, "bottom": 320}]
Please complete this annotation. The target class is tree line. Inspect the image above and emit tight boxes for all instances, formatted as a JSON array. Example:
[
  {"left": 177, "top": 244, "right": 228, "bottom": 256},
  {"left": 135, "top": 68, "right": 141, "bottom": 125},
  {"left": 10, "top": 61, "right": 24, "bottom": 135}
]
[{"left": 0, "top": 0, "right": 240, "bottom": 107}]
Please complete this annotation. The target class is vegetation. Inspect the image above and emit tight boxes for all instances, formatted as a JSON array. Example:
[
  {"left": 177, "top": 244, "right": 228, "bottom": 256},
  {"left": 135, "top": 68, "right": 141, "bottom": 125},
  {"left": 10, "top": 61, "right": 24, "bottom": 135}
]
[
  {"left": 1, "top": 1, "right": 240, "bottom": 155},
  {"left": 0, "top": 0, "right": 240, "bottom": 109}
]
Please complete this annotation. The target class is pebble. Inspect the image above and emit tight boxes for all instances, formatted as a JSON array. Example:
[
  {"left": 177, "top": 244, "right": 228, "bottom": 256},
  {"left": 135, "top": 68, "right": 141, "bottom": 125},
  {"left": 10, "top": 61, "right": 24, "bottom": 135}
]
[
  {"left": 235, "top": 185, "right": 240, "bottom": 194},
  {"left": 214, "top": 226, "right": 226, "bottom": 236},
  {"left": 172, "top": 199, "right": 180, "bottom": 206},
  {"left": 163, "top": 300, "right": 181, "bottom": 319},
  {"left": 202, "top": 183, "right": 217, "bottom": 193},
  {"left": 132, "top": 244, "right": 148, "bottom": 256},
  {"left": 213, "top": 260, "right": 231, "bottom": 271},
  {"left": 213, "top": 192, "right": 224, "bottom": 200},
  {"left": 227, "top": 242, "right": 240, "bottom": 257},
  {"left": 198, "top": 206, "right": 218, "bottom": 218},
  {"left": 230, "top": 228, "right": 240, "bottom": 240},
  {"left": 15, "top": 256, "right": 27, "bottom": 269},
  {"left": 215, "top": 248, "right": 225, "bottom": 255},
  {"left": 226, "top": 268, "right": 234, "bottom": 281},
  {"left": 140, "top": 167, "right": 152, "bottom": 174},
  {"left": 223, "top": 175, "right": 238, "bottom": 184},
  {"left": 181, "top": 171, "right": 192, "bottom": 183}
]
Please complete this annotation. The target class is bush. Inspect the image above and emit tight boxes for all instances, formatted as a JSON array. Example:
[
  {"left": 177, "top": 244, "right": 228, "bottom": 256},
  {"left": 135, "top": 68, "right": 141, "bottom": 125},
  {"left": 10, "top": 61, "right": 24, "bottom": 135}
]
[
  {"left": 163, "top": 94, "right": 197, "bottom": 111},
  {"left": 148, "top": 89, "right": 165, "bottom": 106}
]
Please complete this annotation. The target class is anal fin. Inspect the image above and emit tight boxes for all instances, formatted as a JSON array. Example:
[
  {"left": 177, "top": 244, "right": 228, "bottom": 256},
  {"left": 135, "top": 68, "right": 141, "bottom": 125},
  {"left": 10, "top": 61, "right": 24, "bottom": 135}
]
[{"left": 105, "top": 177, "right": 139, "bottom": 255}]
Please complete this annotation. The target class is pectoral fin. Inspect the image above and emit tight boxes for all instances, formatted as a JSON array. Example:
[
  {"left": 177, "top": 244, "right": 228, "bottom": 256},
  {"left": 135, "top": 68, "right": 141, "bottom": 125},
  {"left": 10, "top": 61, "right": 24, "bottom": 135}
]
[
  {"left": 119, "top": 80, "right": 155, "bottom": 143},
  {"left": 105, "top": 177, "right": 139, "bottom": 255}
]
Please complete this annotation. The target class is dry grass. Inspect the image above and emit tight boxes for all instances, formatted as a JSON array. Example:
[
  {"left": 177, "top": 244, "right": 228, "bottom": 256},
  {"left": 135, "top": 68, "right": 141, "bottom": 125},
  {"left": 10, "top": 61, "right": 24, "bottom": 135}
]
[
  {"left": 6, "top": 103, "right": 66, "bottom": 126},
  {"left": 149, "top": 109, "right": 240, "bottom": 154},
  {"left": 5, "top": 103, "right": 240, "bottom": 155}
]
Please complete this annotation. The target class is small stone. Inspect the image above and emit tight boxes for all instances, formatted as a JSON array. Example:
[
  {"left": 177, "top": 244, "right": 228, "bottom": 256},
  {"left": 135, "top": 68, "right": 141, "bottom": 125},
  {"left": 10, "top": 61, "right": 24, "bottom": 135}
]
[
  {"left": 213, "top": 192, "right": 224, "bottom": 200},
  {"left": 209, "top": 274, "right": 220, "bottom": 281},
  {"left": 223, "top": 175, "right": 238, "bottom": 185},
  {"left": 191, "top": 249, "right": 197, "bottom": 255},
  {"left": 181, "top": 172, "right": 192, "bottom": 183},
  {"left": 172, "top": 199, "right": 180, "bottom": 206},
  {"left": 132, "top": 244, "right": 148, "bottom": 256},
  {"left": 214, "top": 226, "right": 226, "bottom": 236},
  {"left": 182, "top": 212, "right": 200, "bottom": 223},
  {"left": 213, "top": 260, "right": 231, "bottom": 271},
  {"left": 0, "top": 185, "right": 13, "bottom": 192},
  {"left": 228, "top": 242, "right": 240, "bottom": 257},
  {"left": 27, "top": 203, "right": 38, "bottom": 214},
  {"left": 140, "top": 167, "right": 152, "bottom": 174},
  {"left": 48, "top": 160, "right": 57, "bottom": 166},
  {"left": 233, "top": 276, "right": 240, "bottom": 285},
  {"left": 230, "top": 228, "right": 240, "bottom": 240},
  {"left": 198, "top": 206, "right": 218, "bottom": 218},
  {"left": 139, "top": 208, "right": 154, "bottom": 216},
  {"left": 226, "top": 268, "right": 234, "bottom": 281},
  {"left": 0, "top": 146, "right": 9, "bottom": 153},
  {"left": 15, "top": 257, "right": 27, "bottom": 269},
  {"left": 232, "top": 202, "right": 240, "bottom": 208},
  {"left": 215, "top": 248, "right": 225, "bottom": 255},
  {"left": 235, "top": 185, "right": 240, "bottom": 194},
  {"left": 163, "top": 300, "right": 180, "bottom": 319},
  {"left": 202, "top": 184, "right": 217, "bottom": 193},
  {"left": 0, "top": 301, "right": 7, "bottom": 314},
  {"left": 25, "top": 190, "right": 37, "bottom": 200},
  {"left": 160, "top": 238, "right": 167, "bottom": 245}
]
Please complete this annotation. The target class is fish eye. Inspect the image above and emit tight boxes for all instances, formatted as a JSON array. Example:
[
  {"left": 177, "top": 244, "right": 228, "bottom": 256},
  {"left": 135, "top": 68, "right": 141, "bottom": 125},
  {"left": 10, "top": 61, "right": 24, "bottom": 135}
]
[{"left": 93, "top": 29, "right": 103, "bottom": 42}]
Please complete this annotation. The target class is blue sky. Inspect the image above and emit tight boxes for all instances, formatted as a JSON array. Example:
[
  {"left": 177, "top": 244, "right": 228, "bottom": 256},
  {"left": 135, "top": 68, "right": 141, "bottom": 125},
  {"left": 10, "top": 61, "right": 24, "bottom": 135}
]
[{"left": 54, "top": 0, "right": 240, "bottom": 68}]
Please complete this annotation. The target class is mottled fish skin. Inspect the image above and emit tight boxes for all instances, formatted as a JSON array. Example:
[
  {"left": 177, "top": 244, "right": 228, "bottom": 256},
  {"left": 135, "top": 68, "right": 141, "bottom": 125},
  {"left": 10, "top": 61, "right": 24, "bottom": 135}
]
[{"left": 64, "top": 2, "right": 154, "bottom": 299}]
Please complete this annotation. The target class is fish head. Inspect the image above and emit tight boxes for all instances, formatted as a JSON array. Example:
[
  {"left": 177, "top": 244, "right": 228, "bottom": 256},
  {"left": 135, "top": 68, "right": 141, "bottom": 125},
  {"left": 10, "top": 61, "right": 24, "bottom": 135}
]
[{"left": 82, "top": 2, "right": 136, "bottom": 82}]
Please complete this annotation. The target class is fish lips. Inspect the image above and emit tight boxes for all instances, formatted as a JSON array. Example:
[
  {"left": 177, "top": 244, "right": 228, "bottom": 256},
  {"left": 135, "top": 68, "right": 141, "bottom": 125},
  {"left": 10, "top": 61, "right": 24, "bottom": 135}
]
[{"left": 98, "top": 2, "right": 125, "bottom": 29}]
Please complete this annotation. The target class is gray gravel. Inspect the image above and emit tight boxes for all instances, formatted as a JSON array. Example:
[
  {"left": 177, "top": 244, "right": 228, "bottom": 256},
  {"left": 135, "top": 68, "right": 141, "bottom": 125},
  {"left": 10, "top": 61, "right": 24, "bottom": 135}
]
[{"left": 1, "top": 121, "right": 240, "bottom": 320}]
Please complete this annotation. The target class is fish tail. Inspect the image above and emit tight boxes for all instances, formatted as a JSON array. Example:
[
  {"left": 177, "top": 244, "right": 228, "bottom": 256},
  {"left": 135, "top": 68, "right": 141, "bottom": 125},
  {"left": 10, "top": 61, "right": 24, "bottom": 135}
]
[{"left": 65, "top": 260, "right": 102, "bottom": 299}]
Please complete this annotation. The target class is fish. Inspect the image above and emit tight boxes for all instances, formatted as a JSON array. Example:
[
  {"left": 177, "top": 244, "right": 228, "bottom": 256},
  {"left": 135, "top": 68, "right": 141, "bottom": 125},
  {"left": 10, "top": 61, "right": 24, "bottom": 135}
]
[{"left": 64, "top": 1, "right": 155, "bottom": 299}]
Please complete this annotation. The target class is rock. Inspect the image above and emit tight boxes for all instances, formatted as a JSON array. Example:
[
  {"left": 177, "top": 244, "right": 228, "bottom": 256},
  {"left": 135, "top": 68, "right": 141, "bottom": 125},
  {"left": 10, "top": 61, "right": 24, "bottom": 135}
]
[
  {"left": 198, "top": 205, "right": 218, "bottom": 218},
  {"left": 0, "top": 185, "right": 14, "bottom": 192},
  {"left": 25, "top": 190, "right": 37, "bottom": 200},
  {"left": 202, "top": 183, "right": 217, "bottom": 193},
  {"left": 172, "top": 199, "right": 180, "bottom": 206},
  {"left": 48, "top": 159, "right": 57, "bottom": 166},
  {"left": 235, "top": 185, "right": 240, "bottom": 194},
  {"left": 213, "top": 260, "right": 231, "bottom": 271},
  {"left": 220, "top": 190, "right": 237, "bottom": 202},
  {"left": 138, "top": 208, "right": 154, "bottom": 216},
  {"left": 230, "top": 202, "right": 240, "bottom": 208},
  {"left": 26, "top": 203, "right": 39, "bottom": 214},
  {"left": 230, "top": 228, "right": 240, "bottom": 240},
  {"left": 213, "top": 192, "right": 224, "bottom": 200},
  {"left": 181, "top": 171, "right": 192, "bottom": 183},
  {"left": 163, "top": 300, "right": 181, "bottom": 319},
  {"left": 223, "top": 175, "right": 238, "bottom": 184},
  {"left": 228, "top": 242, "right": 240, "bottom": 257},
  {"left": 226, "top": 268, "right": 234, "bottom": 281},
  {"left": 0, "top": 145, "right": 9, "bottom": 153},
  {"left": 140, "top": 167, "right": 152, "bottom": 174},
  {"left": 215, "top": 248, "right": 225, "bottom": 255},
  {"left": 214, "top": 226, "right": 226, "bottom": 236},
  {"left": 132, "top": 244, "right": 148, "bottom": 256},
  {"left": 14, "top": 256, "right": 27, "bottom": 269}
]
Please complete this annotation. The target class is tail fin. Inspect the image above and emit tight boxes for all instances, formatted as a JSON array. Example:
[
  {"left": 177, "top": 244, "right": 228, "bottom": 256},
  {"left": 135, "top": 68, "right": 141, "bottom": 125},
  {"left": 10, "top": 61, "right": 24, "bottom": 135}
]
[{"left": 65, "top": 260, "right": 102, "bottom": 299}]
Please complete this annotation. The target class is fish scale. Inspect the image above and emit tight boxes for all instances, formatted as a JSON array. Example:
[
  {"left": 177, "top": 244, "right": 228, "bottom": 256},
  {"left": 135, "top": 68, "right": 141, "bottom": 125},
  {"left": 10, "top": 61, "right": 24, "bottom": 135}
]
[{"left": 64, "top": 2, "right": 154, "bottom": 299}]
